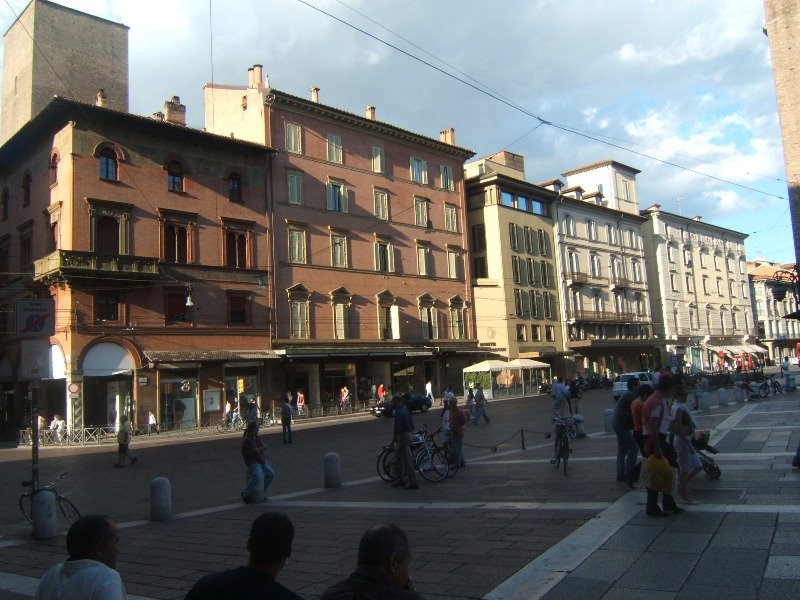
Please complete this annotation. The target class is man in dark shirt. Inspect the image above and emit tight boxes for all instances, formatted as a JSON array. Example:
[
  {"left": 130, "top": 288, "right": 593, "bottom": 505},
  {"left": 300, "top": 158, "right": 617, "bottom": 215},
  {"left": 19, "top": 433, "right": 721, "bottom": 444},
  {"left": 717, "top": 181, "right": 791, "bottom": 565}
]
[
  {"left": 281, "top": 397, "right": 293, "bottom": 444},
  {"left": 391, "top": 396, "right": 418, "bottom": 489},
  {"left": 612, "top": 378, "right": 640, "bottom": 486},
  {"left": 184, "top": 512, "right": 303, "bottom": 600},
  {"left": 319, "top": 523, "right": 424, "bottom": 600}
]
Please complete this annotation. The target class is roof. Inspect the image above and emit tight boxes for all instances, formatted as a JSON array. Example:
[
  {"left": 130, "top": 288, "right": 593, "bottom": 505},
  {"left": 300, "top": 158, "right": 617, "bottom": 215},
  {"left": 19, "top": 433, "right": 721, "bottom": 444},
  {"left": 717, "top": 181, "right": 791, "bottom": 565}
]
[
  {"left": 144, "top": 350, "right": 279, "bottom": 363},
  {"left": 640, "top": 206, "right": 749, "bottom": 239},
  {"left": 0, "top": 96, "right": 275, "bottom": 168},
  {"left": 562, "top": 159, "right": 641, "bottom": 177}
]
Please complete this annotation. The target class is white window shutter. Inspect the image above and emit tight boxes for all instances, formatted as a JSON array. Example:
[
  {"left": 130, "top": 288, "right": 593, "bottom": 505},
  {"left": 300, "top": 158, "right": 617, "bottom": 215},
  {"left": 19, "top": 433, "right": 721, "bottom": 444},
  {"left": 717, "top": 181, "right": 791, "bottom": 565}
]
[
  {"left": 421, "top": 308, "right": 430, "bottom": 339},
  {"left": 341, "top": 185, "right": 348, "bottom": 213},
  {"left": 431, "top": 309, "right": 438, "bottom": 339},
  {"left": 421, "top": 160, "right": 428, "bottom": 184},
  {"left": 327, "top": 183, "right": 334, "bottom": 211},
  {"left": 388, "top": 243, "right": 395, "bottom": 272},
  {"left": 391, "top": 305, "right": 400, "bottom": 339}
]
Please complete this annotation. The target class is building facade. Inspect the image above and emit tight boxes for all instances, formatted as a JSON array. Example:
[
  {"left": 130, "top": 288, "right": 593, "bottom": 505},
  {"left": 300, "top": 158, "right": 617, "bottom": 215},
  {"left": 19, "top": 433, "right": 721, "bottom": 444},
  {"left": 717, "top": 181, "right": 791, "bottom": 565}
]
[
  {"left": 748, "top": 259, "right": 800, "bottom": 364},
  {"left": 546, "top": 160, "right": 658, "bottom": 376},
  {"left": 464, "top": 152, "right": 567, "bottom": 375},
  {"left": 204, "top": 67, "right": 478, "bottom": 401},
  {"left": 0, "top": 96, "right": 274, "bottom": 435},
  {"left": 641, "top": 206, "right": 760, "bottom": 372}
]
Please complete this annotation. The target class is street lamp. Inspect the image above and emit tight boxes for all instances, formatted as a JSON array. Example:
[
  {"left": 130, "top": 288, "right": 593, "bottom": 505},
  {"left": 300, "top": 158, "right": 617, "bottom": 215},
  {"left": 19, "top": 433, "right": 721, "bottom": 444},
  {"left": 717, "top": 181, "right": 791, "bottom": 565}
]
[{"left": 768, "top": 267, "right": 800, "bottom": 320}]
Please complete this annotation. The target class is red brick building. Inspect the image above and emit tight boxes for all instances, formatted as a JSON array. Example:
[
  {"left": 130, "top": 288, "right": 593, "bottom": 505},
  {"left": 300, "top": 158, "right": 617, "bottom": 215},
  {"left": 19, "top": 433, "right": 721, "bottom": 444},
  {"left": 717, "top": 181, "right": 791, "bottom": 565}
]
[{"left": 205, "top": 67, "right": 478, "bottom": 404}]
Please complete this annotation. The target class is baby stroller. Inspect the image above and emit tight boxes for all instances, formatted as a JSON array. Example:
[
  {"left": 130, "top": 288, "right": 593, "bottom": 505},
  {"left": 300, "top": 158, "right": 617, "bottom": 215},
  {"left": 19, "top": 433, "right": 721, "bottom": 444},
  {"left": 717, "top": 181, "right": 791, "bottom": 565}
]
[{"left": 691, "top": 431, "right": 721, "bottom": 479}]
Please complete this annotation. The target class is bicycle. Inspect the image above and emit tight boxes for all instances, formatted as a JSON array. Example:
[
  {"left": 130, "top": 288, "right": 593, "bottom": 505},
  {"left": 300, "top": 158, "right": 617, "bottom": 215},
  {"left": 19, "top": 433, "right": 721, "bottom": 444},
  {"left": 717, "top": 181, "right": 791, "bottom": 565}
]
[
  {"left": 216, "top": 414, "right": 245, "bottom": 432},
  {"left": 414, "top": 427, "right": 449, "bottom": 482},
  {"left": 550, "top": 415, "right": 573, "bottom": 475},
  {"left": 768, "top": 374, "right": 783, "bottom": 396},
  {"left": 20, "top": 472, "right": 80, "bottom": 524}
]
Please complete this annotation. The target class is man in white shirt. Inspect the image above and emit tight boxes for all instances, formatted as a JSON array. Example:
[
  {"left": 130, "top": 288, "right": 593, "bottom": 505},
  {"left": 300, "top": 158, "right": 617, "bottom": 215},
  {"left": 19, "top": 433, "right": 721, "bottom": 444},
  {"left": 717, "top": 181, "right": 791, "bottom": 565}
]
[{"left": 35, "top": 514, "right": 126, "bottom": 600}]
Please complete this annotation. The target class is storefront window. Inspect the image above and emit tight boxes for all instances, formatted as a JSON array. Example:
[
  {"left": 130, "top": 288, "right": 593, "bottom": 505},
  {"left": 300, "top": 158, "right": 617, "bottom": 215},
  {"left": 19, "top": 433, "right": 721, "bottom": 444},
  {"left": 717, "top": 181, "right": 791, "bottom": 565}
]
[
  {"left": 224, "top": 375, "right": 258, "bottom": 412},
  {"left": 160, "top": 377, "right": 197, "bottom": 429}
]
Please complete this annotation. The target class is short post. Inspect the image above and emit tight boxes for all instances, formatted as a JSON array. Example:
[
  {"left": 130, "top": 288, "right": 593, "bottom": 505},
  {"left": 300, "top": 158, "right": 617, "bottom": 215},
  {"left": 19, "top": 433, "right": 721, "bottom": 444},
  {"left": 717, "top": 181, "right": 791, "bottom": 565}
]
[
  {"left": 699, "top": 391, "right": 712, "bottom": 411},
  {"left": 150, "top": 477, "right": 172, "bottom": 521},
  {"left": 32, "top": 490, "right": 57, "bottom": 540},
  {"left": 573, "top": 413, "right": 587, "bottom": 438},
  {"left": 603, "top": 408, "right": 614, "bottom": 433},
  {"left": 520, "top": 429, "right": 526, "bottom": 451},
  {"left": 324, "top": 452, "right": 341, "bottom": 488},
  {"left": 717, "top": 388, "right": 729, "bottom": 406}
]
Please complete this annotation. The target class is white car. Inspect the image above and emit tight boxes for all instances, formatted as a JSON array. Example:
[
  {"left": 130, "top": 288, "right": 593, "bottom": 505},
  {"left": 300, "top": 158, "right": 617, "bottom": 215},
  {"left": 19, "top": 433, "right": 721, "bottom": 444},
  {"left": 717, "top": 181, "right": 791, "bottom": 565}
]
[{"left": 612, "top": 372, "right": 655, "bottom": 401}]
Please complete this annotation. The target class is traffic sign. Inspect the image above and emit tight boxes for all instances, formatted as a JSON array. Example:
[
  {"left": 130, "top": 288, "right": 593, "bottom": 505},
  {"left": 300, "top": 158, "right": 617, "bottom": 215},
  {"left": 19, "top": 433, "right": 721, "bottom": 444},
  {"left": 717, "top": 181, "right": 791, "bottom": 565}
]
[{"left": 15, "top": 299, "right": 55, "bottom": 337}]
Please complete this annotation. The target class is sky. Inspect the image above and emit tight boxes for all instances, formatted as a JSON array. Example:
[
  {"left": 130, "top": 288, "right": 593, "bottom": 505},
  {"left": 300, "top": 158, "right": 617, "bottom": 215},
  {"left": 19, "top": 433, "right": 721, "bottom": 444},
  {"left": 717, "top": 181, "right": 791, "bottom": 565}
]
[{"left": 0, "top": 0, "right": 793, "bottom": 262}]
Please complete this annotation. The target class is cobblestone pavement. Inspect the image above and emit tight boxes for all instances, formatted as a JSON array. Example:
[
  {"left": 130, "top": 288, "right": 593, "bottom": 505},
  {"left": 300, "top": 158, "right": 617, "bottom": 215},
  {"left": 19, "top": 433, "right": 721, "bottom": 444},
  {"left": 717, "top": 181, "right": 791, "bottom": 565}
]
[{"left": 0, "top": 383, "right": 798, "bottom": 600}]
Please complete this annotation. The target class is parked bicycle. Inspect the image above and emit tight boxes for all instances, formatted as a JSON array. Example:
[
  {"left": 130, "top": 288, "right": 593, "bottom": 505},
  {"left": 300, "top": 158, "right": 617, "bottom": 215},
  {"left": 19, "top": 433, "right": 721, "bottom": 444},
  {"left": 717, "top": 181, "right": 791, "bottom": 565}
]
[
  {"left": 377, "top": 428, "right": 426, "bottom": 483},
  {"left": 216, "top": 413, "right": 245, "bottom": 432},
  {"left": 549, "top": 415, "right": 573, "bottom": 475},
  {"left": 20, "top": 472, "right": 80, "bottom": 524},
  {"left": 767, "top": 374, "right": 783, "bottom": 396},
  {"left": 414, "top": 427, "right": 450, "bottom": 482}
]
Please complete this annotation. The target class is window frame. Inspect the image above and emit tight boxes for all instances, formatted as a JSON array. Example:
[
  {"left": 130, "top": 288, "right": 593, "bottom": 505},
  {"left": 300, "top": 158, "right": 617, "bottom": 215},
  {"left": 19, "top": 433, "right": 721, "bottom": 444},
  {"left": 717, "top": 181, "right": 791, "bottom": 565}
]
[
  {"left": 440, "top": 164, "right": 454, "bottom": 191},
  {"left": 372, "top": 146, "right": 385, "bottom": 174},
  {"left": 99, "top": 149, "right": 118, "bottom": 182},
  {"left": 330, "top": 230, "right": 349, "bottom": 268},
  {"left": 375, "top": 237, "right": 395, "bottom": 273},
  {"left": 285, "top": 122, "right": 302, "bottom": 154},
  {"left": 221, "top": 219, "right": 253, "bottom": 269},
  {"left": 227, "top": 172, "right": 243, "bottom": 203},
  {"left": 287, "top": 170, "right": 304, "bottom": 205},
  {"left": 227, "top": 291, "right": 252, "bottom": 326},
  {"left": 327, "top": 180, "right": 349, "bottom": 213},
  {"left": 327, "top": 133, "right": 343, "bottom": 164},
  {"left": 374, "top": 188, "right": 389, "bottom": 220},
  {"left": 166, "top": 160, "right": 185, "bottom": 193},
  {"left": 414, "top": 197, "right": 430, "bottom": 227},
  {"left": 444, "top": 204, "right": 458, "bottom": 233},
  {"left": 410, "top": 157, "right": 428, "bottom": 185},
  {"left": 288, "top": 226, "right": 307, "bottom": 264},
  {"left": 447, "top": 247, "right": 462, "bottom": 279}
]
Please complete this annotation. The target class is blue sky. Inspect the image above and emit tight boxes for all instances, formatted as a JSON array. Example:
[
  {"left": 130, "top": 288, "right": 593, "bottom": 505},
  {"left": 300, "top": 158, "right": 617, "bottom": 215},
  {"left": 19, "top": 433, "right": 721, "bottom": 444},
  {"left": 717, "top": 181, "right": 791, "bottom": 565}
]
[{"left": 1, "top": 0, "right": 792, "bottom": 262}]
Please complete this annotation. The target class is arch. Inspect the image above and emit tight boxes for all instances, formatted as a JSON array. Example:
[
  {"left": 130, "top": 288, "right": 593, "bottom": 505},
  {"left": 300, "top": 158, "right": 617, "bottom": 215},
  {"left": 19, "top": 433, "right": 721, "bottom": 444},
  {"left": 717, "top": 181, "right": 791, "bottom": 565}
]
[
  {"left": 161, "top": 155, "right": 190, "bottom": 174},
  {"left": 223, "top": 166, "right": 248, "bottom": 185},
  {"left": 375, "top": 289, "right": 396, "bottom": 306},
  {"left": 80, "top": 341, "right": 137, "bottom": 376},
  {"left": 92, "top": 141, "right": 127, "bottom": 162},
  {"left": 47, "top": 344, "right": 66, "bottom": 380}
]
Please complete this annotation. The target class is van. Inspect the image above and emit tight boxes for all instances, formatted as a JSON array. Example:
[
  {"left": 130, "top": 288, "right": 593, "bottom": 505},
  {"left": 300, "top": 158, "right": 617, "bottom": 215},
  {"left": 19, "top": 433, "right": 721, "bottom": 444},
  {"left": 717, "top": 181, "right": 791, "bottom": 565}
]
[{"left": 612, "top": 371, "right": 654, "bottom": 401}]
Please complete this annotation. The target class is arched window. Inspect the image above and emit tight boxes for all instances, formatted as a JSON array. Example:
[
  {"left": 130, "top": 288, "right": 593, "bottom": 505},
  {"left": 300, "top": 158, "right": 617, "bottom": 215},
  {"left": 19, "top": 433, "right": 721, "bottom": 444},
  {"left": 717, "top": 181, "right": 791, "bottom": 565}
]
[
  {"left": 49, "top": 153, "right": 59, "bottom": 186},
  {"left": 167, "top": 161, "right": 184, "bottom": 192},
  {"left": 99, "top": 148, "right": 118, "bottom": 181},
  {"left": 228, "top": 172, "right": 242, "bottom": 202},
  {"left": 22, "top": 172, "right": 31, "bottom": 206}
]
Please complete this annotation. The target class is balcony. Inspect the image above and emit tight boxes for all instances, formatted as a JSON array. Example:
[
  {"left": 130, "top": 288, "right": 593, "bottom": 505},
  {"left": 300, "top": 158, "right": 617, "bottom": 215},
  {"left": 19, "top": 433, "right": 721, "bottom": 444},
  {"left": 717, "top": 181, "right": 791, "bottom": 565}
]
[
  {"left": 567, "top": 309, "right": 647, "bottom": 323},
  {"left": 33, "top": 250, "right": 164, "bottom": 283},
  {"left": 565, "top": 271, "right": 589, "bottom": 287},
  {"left": 610, "top": 276, "right": 632, "bottom": 290}
]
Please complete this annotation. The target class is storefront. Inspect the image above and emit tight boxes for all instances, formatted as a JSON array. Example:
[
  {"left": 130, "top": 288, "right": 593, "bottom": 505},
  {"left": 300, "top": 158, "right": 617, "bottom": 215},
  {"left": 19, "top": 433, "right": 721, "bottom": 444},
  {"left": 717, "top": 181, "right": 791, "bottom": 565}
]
[{"left": 81, "top": 342, "right": 136, "bottom": 429}]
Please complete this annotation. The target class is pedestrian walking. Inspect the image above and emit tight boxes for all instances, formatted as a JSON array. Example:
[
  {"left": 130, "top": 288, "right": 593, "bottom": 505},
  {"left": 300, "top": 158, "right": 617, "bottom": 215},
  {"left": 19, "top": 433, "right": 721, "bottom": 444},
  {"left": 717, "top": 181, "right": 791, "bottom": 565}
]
[
  {"left": 113, "top": 415, "right": 136, "bottom": 468},
  {"left": 632, "top": 384, "right": 652, "bottom": 456},
  {"left": 612, "top": 378, "right": 640, "bottom": 487},
  {"left": 319, "top": 523, "right": 423, "bottom": 600},
  {"left": 642, "top": 378, "right": 684, "bottom": 517},
  {"left": 425, "top": 380, "right": 433, "bottom": 401},
  {"left": 671, "top": 386, "right": 703, "bottom": 504},
  {"left": 377, "top": 382, "right": 385, "bottom": 401},
  {"left": 465, "top": 387, "right": 475, "bottom": 418},
  {"left": 296, "top": 389, "right": 306, "bottom": 416},
  {"left": 782, "top": 356, "right": 792, "bottom": 389},
  {"left": 390, "top": 395, "right": 418, "bottom": 489},
  {"left": 241, "top": 423, "right": 275, "bottom": 503},
  {"left": 147, "top": 410, "right": 159, "bottom": 435},
  {"left": 568, "top": 378, "right": 582, "bottom": 415},
  {"left": 471, "top": 382, "right": 491, "bottom": 425},
  {"left": 35, "top": 514, "right": 126, "bottom": 600},
  {"left": 185, "top": 512, "right": 303, "bottom": 600},
  {"left": 246, "top": 399, "right": 259, "bottom": 426},
  {"left": 281, "top": 397, "right": 293, "bottom": 444},
  {"left": 551, "top": 377, "right": 569, "bottom": 417}
]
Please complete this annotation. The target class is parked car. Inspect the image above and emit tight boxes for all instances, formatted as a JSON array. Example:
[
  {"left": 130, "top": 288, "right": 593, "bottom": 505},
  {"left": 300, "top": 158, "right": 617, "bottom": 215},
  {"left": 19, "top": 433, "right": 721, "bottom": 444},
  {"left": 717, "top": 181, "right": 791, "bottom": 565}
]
[
  {"left": 370, "top": 393, "right": 432, "bottom": 418},
  {"left": 611, "top": 372, "right": 655, "bottom": 401}
]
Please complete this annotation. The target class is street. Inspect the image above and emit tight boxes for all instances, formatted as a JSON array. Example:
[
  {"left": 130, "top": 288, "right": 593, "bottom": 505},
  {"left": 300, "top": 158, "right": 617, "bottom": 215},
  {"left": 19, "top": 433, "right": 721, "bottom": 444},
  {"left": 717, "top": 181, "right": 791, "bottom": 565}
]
[{"left": 1, "top": 383, "right": 799, "bottom": 599}]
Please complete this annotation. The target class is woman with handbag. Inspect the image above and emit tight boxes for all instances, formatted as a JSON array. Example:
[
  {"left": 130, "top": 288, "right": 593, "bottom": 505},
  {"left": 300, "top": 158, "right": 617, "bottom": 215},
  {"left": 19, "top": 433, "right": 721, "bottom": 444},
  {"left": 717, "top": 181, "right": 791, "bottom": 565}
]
[
  {"left": 671, "top": 387, "right": 703, "bottom": 504},
  {"left": 642, "top": 377, "right": 684, "bottom": 517}
]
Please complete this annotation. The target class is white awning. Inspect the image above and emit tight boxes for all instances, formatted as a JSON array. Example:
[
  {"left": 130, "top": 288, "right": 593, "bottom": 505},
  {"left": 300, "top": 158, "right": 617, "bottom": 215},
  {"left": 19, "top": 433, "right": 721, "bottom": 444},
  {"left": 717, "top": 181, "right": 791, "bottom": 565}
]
[
  {"left": 82, "top": 343, "right": 134, "bottom": 376},
  {"left": 462, "top": 360, "right": 511, "bottom": 373},
  {"left": 506, "top": 358, "right": 550, "bottom": 369},
  {"left": 47, "top": 344, "right": 66, "bottom": 380}
]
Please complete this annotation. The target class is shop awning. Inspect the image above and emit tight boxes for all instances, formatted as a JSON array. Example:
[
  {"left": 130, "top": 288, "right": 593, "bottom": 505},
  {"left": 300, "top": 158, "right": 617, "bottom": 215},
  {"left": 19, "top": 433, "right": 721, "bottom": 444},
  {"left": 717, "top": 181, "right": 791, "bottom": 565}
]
[
  {"left": 506, "top": 358, "right": 550, "bottom": 369},
  {"left": 145, "top": 350, "right": 280, "bottom": 364},
  {"left": 83, "top": 343, "right": 135, "bottom": 376}
]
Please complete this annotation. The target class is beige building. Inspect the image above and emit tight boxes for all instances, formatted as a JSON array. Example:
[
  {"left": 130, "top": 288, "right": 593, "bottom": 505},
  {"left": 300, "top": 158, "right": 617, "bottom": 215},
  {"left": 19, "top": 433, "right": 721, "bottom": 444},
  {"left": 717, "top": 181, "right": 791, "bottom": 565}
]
[
  {"left": 545, "top": 160, "right": 658, "bottom": 376},
  {"left": 464, "top": 152, "right": 566, "bottom": 376},
  {"left": 748, "top": 259, "right": 799, "bottom": 364},
  {"left": 1, "top": 0, "right": 129, "bottom": 143},
  {"left": 641, "top": 205, "right": 760, "bottom": 372}
]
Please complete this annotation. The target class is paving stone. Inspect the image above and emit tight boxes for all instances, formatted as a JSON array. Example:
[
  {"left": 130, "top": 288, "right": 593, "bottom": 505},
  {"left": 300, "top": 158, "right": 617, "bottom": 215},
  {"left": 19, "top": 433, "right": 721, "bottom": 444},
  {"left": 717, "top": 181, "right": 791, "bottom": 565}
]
[
  {"left": 688, "top": 548, "right": 768, "bottom": 589},
  {"left": 764, "top": 555, "right": 800, "bottom": 579},
  {"left": 541, "top": 576, "right": 612, "bottom": 600},
  {"left": 758, "top": 579, "right": 800, "bottom": 599},
  {"left": 617, "top": 551, "right": 698, "bottom": 591},
  {"left": 600, "top": 524, "right": 663, "bottom": 552},
  {"left": 649, "top": 531, "right": 713, "bottom": 553},
  {"left": 663, "top": 511, "right": 724, "bottom": 533},
  {"left": 722, "top": 513, "right": 777, "bottom": 527},
  {"left": 570, "top": 549, "right": 640, "bottom": 581},
  {"left": 769, "top": 543, "right": 800, "bottom": 556},
  {"left": 676, "top": 585, "right": 757, "bottom": 600},
  {"left": 600, "top": 587, "right": 676, "bottom": 600},
  {"left": 710, "top": 526, "right": 774, "bottom": 550}
]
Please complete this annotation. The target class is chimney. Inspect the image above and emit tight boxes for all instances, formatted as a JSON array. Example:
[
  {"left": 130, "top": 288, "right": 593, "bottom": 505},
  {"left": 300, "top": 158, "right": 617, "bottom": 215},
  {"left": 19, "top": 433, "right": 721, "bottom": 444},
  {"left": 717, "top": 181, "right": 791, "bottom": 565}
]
[
  {"left": 247, "top": 67, "right": 255, "bottom": 88},
  {"left": 253, "top": 64, "right": 263, "bottom": 87},
  {"left": 439, "top": 127, "right": 456, "bottom": 145},
  {"left": 310, "top": 87, "right": 320, "bottom": 103},
  {"left": 95, "top": 88, "right": 107, "bottom": 108},
  {"left": 152, "top": 111, "right": 164, "bottom": 121},
  {"left": 365, "top": 105, "right": 376, "bottom": 120},
  {"left": 692, "top": 215, "right": 703, "bottom": 221},
  {"left": 163, "top": 96, "right": 186, "bottom": 126}
]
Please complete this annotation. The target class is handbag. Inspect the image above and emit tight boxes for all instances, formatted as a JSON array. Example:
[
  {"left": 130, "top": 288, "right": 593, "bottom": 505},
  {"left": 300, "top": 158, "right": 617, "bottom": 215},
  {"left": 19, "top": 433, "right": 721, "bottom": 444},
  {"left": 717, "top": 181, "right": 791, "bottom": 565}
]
[{"left": 646, "top": 454, "right": 674, "bottom": 494}]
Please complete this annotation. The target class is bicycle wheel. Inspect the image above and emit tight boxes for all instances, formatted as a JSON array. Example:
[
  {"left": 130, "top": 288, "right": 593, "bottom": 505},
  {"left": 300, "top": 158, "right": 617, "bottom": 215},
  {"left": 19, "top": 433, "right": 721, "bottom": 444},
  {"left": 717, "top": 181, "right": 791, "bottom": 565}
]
[
  {"left": 377, "top": 447, "right": 397, "bottom": 482},
  {"left": 552, "top": 430, "right": 563, "bottom": 468},
  {"left": 442, "top": 447, "right": 459, "bottom": 478},
  {"left": 19, "top": 493, "right": 33, "bottom": 523},
  {"left": 58, "top": 496, "right": 81, "bottom": 523},
  {"left": 758, "top": 382, "right": 769, "bottom": 398},
  {"left": 416, "top": 448, "right": 448, "bottom": 482},
  {"left": 567, "top": 421, "right": 578, "bottom": 440},
  {"left": 559, "top": 435, "right": 570, "bottom": 475}
]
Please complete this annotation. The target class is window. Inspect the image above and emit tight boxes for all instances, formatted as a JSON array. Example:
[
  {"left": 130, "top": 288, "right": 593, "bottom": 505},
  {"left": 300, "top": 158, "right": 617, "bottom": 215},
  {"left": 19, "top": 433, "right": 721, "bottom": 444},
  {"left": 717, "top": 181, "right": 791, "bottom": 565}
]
[
  {"left": 327, "top": 181, "right": 348, "bottom": 213},
  {"left": 447, "top": 248, "right": 462, "bottom": 280},
  {"left": 683, "top": 248, "right": 691, "bottom": 266},
  {"left": 516, "top": 324, "right": 527, "bottom": 342},
  {"left": 538, "top": 230, "right": 551, "bottom": 257},
  {"left": 410, "top": 157, "right": 428, "bottom": 184},
  {"left": 670, "top": 272, "right": 677, "bottom": 292},
  {"left": 285, "top": 123, "right": 302, "bottom": 154},
  {"left": 88, "top": 201, "right": 130, "bottom": 255},
  {"left": 533, "top": 291, "right": 543, "bottom": 318},
  {"left": 667, "top": 245, "right": 675, "bottom": 263},
  {"left": 632, "top": 260, "right": 642, "bottom": 282},
  {"left": 685, "top": 274, "right": 693, "bottom": 293},
  {"left": 287, "top": 170, "right": 303, "bottom": 205},
  {"left": 374, "top": 188, "right": 389, "bottom": 220},
  {"left": 700, "top": 252, "right": 707, "bottom": 268},
  {"left": 327, "top": 134, "right": 343, "bottom": 164},
  {"left": 590, "top": 254, "right": 601, "bottom": 278},
  {"left": 0, "top": 239, "right": 8, "bottom": 284},
  {"left": 377, "top": 291, "right": 399, "bottom": 340},
  {"left": 288, "top": 285, "right": 311, "bottom": 339},
  {"left": 541, "top": 261, "right": 552, "bottom": 287},
  {"left": 531, "top": 325, "right": 541, "bottom": 341},
  {"left": 702, "top": 276, "right": 709, "bottom": 294},
  {"left": 289, "top": 227, "right": 307, "bottom": 264},
  {"left": 228, "top": 292, "right": 251, "bottom": 325},
  {"left": 167, "top": 161, "right": 184, "bottom": 192},
  {"left": 586, "top": 219, "right": 597, "bottom": 241},
  {"left": 714, "top": 254, "right": 720, "bottom": 270},
  {"left": 545, "top": 325, "right": 555, "bottom": 342},
  {"left": 716, "top": 278, "right": 723, "bottom": 295},
  {"left": 416, "top": 244, "right": 430, "bottom": 276},
  {"left": 564, "top": 214, "right": 575, "bottom": 236},
  {"left": 165, "top": 223, "right": 189, "bottom": 263},
  {"left": 473, "top": 257, "right": 487, "bottom": 278},
  {"left": 99, "top": 149, "right": 118, "bottom": 181},
  {"left": 512, "top": 256, "right": 521, "bottom": 284},
  {"left": 228, "top": 173, "right": 242, "bottom": 203},
  {"left": 331, "top": 232, "right": 348, "bottom": 268},
  {"left": 501, "top": 191, "right": 515, "bottom": 207},
  {"left": 414, "top": 197, "right": 429, "bottom": 227},
  {"left": 471, "top": 224, "right": 486, "bottom": 251},
  {"left": 22, "top": 172, "right": 31, "bottom": 206},
  {"left": 95, "top": 291, "right": 119, "bottom": 321},
  {"left": 420, "top": 303, "right": 439, "bottom": 340},
  {"left": 372, "top": 146, "right": 385, "bottom": 174},
  {"left": 526, "top": 258, "right": 534, "bottom": 286},
  {"left": 607, "top": 223, "right": 617, "bottom": 245},
  {"left": 166, "top": 291, "right": 192, "bottom": 325},
  {"left": 544, "top": 292, "right": 555, "bottom": 319},
  {"left": 375, "top": 237, "right": 394, "bottom": 273},
  {"left": 1, "top": 189, "right": 8, "bottom": 221},
  {"left": 449, "top": 297, "right": 465, "bottom": 339},
  {"left": 96, "top": 216, "right": 120, "bottom": 254},
  {"left": 49, "top": 153, "right": 59, "bottom": 186},
  {"left": 509, "top": 223, "right": 519, "bottom": 251},
  {"left": 440, "top": 165, "right": 454, "bottom": 191},
  {"left": 444, "top": 204, "right": 458, "bottom": 232},
  {"left": 332, "top": 293, "right": 350, "bottom": 340},
  {"left": 525, "top": 227, "right": 537, "bottom": 255},
  {"left": 741, "top": 282, "right": 748, "bottom": 298},
  {"left": 627, "top": 228, "right": 637, "bottom": 249},
  {"left": 222, "top": 221, "right": 252, "bottom": 268}
]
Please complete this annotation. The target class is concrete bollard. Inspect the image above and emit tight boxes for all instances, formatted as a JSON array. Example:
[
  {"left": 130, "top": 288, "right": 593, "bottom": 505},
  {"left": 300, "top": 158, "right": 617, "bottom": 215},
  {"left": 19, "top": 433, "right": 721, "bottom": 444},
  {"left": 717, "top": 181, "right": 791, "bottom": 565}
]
[
  {"left": 698, "top": 392, "right": 712, "bottom": 411},
  {"left": 717, "top": 388, "right": 729, "bottom": 406},
  {"left": 603, "top": 408, "right": 614, "bottom": 433},
  {"left": 572, "top": 413, "right": 587, "bottom": 438},
  {"left": 32, "top": 490, "right": 57, "bottom": 540},
  {"left": 733, "top": 387, "right": 743, "bottom": 403},
  {"left": 324, "top": 452, "right": 341, "bottom": 488},
  {"left": 150, "top": 477, "right": 172, "bottom": 521}
]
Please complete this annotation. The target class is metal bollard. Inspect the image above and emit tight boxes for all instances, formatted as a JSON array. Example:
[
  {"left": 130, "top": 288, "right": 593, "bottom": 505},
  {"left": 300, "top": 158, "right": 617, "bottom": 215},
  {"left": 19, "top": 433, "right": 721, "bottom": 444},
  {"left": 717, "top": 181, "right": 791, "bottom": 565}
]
[
  {"left": 520, "top": 429, "right": 526, "bottom": 450},
  {"left": 324, "top": 452, "right": 341, "bottom": 488},
  {"left": 603, "top": 408, "right": 614, "bottom": 433},
  {"left": 572, "top": 413, "right": 587, "bottom": 438},
  {"left": 32, "top": 490, "right": 57, "bottom": 540},
  {"left": 150, "top": 477, "right": 172, "bottom": 521}
]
